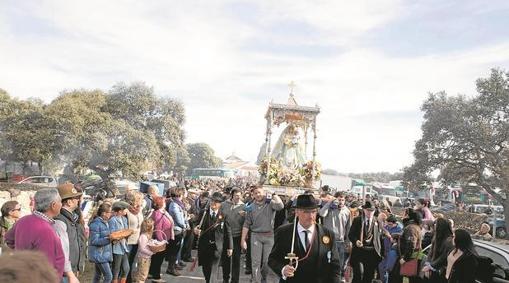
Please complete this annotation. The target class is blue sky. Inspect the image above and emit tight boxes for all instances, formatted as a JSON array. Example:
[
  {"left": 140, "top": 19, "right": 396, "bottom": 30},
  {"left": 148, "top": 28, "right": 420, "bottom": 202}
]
[{"left": 1, "top": 0, "right": 509, "bottom": 173}]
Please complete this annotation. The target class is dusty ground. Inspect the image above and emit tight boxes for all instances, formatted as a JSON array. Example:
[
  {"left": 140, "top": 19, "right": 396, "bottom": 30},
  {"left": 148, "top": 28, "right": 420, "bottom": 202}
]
[{"left": 79, "top": 250, "right": 279, "bottom": 283}]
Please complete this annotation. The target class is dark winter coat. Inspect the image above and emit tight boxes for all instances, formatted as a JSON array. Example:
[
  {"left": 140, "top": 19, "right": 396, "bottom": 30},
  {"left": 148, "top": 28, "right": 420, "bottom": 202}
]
[
  {"left": 268, "top": 223, "right": 341, "bottom": 283},
  {"left": 55, "top": 208, "right": 86, "bottom": 272}
]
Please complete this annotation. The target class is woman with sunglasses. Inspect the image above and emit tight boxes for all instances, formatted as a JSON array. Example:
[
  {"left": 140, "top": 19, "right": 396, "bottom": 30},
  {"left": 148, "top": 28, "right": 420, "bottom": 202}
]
[{"left": 0, "top": 200, "right": 21, "bottom": 248}]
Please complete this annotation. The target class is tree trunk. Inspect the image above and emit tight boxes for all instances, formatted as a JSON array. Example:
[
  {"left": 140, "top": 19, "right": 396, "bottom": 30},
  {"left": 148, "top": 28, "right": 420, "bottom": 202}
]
[
  {"left": 95, "top": 169, "right": 116, "bottom": 198},
  {"left": 38, "top": 161, "right": 43, "bottom": 175}
]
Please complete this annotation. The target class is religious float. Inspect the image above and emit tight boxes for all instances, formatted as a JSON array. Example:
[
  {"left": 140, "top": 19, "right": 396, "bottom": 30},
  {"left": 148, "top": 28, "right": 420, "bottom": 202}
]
[{"left": 258, "top": 84, "right": 321, "bottom": 196}]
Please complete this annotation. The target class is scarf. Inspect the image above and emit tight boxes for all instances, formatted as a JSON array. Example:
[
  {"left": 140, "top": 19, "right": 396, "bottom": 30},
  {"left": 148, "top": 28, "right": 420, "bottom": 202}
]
[{"left": 172, "top": 197, "right": 185, "bottom": 210}]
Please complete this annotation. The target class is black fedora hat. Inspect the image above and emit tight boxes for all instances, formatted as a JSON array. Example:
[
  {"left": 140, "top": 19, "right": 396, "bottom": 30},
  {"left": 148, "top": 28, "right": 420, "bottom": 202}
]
[
  {"left": 361, "top": 200, "right": 375, "bottom": 211},
  {"left": 294, "top": 194, "right": 318, "bottom": 209},
  {"left": 211, "top": 192, "right": 225, "bottom": 203}
]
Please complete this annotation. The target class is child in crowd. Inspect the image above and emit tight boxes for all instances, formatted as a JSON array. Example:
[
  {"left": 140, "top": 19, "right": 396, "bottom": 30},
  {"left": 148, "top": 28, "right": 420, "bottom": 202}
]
[
  {"left": 132, "top": 218, "right": 156, "bottom": 283},
  {"left": 88, "top": 203, "right": 114, "bottom": 283},
  {"left": 109, "top": 201, "right": 131, "bottom": 283}
]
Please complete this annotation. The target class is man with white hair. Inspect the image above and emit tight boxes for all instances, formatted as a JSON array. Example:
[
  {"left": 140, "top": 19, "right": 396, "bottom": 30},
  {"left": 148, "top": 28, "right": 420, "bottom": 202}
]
[{"left": 6, "top": 188, "right": 65, "bottom": 280}]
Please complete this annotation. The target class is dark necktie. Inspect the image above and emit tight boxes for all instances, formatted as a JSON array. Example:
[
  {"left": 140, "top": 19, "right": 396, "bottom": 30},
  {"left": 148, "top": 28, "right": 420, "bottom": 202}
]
[
  {"left": 211, "top": 211, "right": 216, "bottom": 222},
  {"left": 363, "top": 219, "right": 368, "bottom": 236},
  {"left": 303, "top": 230, "right": 309, "bottom": 251}
]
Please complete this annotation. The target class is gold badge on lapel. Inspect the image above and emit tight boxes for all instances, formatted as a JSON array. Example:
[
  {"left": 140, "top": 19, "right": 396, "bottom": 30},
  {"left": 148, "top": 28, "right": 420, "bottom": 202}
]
[
  {"left": 218, "top": 215, "right": 223, "bottom": 220},
  {"left": 322, "top": 235, "right": 330, "bottom": 245}
]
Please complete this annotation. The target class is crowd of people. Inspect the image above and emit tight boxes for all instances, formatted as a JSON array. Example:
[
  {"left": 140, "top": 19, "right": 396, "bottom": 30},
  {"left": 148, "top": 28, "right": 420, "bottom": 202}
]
[{"left": 0, "top": 178, "right": 495, "bottom": 283}]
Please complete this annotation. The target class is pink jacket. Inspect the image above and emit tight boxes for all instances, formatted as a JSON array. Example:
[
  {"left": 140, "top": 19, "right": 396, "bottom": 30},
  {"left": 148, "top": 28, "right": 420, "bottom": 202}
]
[
  {"left": 151, "top": 209, "right": 174, "bottom": 241},
  {"left": 422, "top": 207, "right": 435, "bottom": 221},
  {"left": 137, "top": 233, "right": 155, "bottom": 259}
]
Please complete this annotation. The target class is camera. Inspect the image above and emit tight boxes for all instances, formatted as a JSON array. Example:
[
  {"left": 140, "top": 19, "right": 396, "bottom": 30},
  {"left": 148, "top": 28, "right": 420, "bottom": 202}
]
[{"left": 265, "top": 192, "right": 273, "bottom": 204}]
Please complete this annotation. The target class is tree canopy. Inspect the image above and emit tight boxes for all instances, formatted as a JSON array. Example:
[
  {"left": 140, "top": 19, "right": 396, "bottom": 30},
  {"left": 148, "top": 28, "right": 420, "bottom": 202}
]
[
  {"left": 404, "top": 68, "right": 509, "bottom": 223},
  {"left": 0, "top": 82, "right": 188, "bottom": 184},
  {"left": 184, "top": 143, "right": 223, "bottom": 174}
]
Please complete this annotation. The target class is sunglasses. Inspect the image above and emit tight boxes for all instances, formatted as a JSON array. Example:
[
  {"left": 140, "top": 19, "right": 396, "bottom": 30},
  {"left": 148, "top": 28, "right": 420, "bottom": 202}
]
[{"left": 11, "top": 208, "right": 21, "bottom": 212}]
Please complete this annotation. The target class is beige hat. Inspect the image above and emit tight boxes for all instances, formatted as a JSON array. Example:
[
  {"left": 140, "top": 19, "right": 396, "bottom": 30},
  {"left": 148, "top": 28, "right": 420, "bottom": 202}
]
[{"left": 57, "top": 183, "right": 82, "bottom": 200}]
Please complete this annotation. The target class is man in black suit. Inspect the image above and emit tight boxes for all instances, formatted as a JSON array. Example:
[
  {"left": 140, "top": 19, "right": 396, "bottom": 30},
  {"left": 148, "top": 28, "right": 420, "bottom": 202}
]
[
  {"left": 195, "top": 192, "right": 233, "bottom": 283},
  {"left": 348, "top": 200, "right": 384, "bottom": 283},
  {"left": 268, "top": 194, "right": 341, "bottom": 283}
]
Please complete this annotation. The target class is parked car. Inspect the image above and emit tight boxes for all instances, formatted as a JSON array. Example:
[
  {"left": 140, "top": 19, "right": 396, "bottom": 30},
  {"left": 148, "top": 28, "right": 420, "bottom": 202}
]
[
  {"left": 423, "top": 239, "right": 509, "bottom": 283},
  {"left": 468, "top": 204, "right": 504, "bottom": 215},
  {"left": 488, "top": 218, "right": 507, "bottom": 239},
  {"left": 17, "top": 176, "right": 57, "bottom": 187},
  {"left": 433, "top": 202, "right": 457, "bottom": 213},
  {"left": 475, "top": 240, "right": 509, "bottom": 282}
]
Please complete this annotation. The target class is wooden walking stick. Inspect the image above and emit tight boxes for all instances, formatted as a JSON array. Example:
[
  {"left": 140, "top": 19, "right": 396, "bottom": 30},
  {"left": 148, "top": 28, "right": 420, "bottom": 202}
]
[{"left": 189, "top": 203, "right": 209, "bottom": 272}]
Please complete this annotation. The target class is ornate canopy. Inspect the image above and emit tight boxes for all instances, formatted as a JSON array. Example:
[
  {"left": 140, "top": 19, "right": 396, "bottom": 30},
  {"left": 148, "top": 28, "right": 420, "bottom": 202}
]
[
  {"left": 260, "top": 84, "right": 321, "bottom": 189},
  {"left": 265, "top": 94, "right": 320, "bottom": 127}
]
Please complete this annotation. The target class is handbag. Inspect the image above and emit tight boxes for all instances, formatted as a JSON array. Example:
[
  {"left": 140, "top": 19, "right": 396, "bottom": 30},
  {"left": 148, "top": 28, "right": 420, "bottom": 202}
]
[
  {"left": 400, "top": 258, "right": 418, "bottom": 277},
  {"left": 398, "top": 237, "right": 419, "bottom": 277}
]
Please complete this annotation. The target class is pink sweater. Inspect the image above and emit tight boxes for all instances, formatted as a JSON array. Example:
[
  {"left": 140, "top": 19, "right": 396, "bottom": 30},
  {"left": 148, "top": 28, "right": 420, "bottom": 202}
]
[
  {"left": 137, "top": 233, "right": 155, "bottom": 259},
  {"left": 151, "top": 209, "right": 174, "bottom": 241},
  {"left": 5, "top": 214, "right": 65, "bottom": 277}
]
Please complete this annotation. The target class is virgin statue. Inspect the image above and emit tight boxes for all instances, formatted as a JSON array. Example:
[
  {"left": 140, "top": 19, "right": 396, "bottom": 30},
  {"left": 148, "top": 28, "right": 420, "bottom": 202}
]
[{"left": 271, "top": 124, "right": 306, "bottom": 169}]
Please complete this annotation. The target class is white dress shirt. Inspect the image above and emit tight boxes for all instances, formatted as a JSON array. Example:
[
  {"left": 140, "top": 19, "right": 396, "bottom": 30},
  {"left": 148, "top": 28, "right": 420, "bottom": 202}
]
[
  {"left": 297, "top": 222, "right": 315, "bottom": 251},
  {"left": 282, "top": 222, "right": 316, "bottom": 279},
  {"left": 210, "top": 208, "right": 219, "bottom": 218}
]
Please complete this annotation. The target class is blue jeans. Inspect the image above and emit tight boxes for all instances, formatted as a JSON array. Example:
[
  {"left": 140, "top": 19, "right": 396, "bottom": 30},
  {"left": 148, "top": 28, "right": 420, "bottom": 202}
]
[
  {"left": 93, "top": 262, "right": 112, "bottom": 283},
  {"left": 112, "top": 253, "right": 130, "bottom": 279},
  {"left": 336, "top": 240, "right": 347, "bottom": 276},
  {"left": 176, "top": 237, "right": 184, "bottom": 262}
]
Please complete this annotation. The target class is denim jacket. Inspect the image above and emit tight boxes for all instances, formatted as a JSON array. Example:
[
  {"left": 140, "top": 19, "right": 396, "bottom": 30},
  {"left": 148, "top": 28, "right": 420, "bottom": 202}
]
[
  {"left": 168, "top": 200, "right": 188, "bottom": 235},
  {"left": 108, "top": 215, "right": 130, "bottom": 255},
  {"left": 88, "top": 217, "right": 113, "bottom": 263}
]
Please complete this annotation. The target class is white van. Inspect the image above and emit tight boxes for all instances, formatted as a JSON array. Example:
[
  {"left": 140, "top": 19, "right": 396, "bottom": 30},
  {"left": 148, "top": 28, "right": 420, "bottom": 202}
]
[
  {"left": 350, "top": 186, "right": 378, "bottom": 198},
  {"left": 468, "top": 204, "right": 504, "bottom": 215}
]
